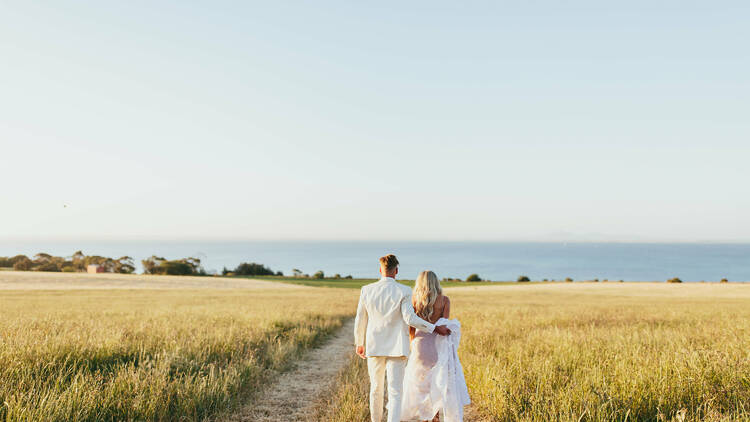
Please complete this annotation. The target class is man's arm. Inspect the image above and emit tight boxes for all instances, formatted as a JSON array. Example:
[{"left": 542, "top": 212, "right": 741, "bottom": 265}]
[
  {"left": 400, "top": 295, "right": 436, "bottom": 333},
  {"left": 354, "top": 289, "right": 368, "bottom": 358}
]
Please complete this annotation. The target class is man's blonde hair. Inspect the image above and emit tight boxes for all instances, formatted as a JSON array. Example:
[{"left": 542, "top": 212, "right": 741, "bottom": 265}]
[{"left": 379, "top": 254, "right": 399, "bottom": 272}]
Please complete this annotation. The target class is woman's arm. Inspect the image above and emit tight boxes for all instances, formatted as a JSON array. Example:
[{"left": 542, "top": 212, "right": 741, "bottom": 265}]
[{"left": 442, "top": 296, "right": 451, "bottom": 319}]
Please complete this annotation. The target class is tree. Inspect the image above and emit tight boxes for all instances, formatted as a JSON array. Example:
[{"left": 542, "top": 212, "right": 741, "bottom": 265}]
[
  {"left": 466, "top": 274, "right": 481, "bottom": 282},
  {"left": 313, "top": 270, "right": 325, "bottom": 279},
  {"left": 232, "top": 262, "right": 275, "bottom": 276},
  {"left": 565, "top": 277, "right": 574, "bottom": 282},
  {"left": 13, "top": 256, "right": 32, "bottom": 271},
  {"left": 292, "top": 269, "right": 303, "bottom": 277},
  {"left": 142, "top": 256, "right": 204, "bottom": 275},
  {"left": 720, "top": 278, "right": 728, "bottom": 283},
  {"left": 114, "top": 256, "right": 135, "bottom": 274},
  {"left": 71, "top": 251, "right": 86, "bottom": 271},
  {"left": 517, "top": 275, "right": 530, "bottom": 282},
  {"left": 142, "top": 256, "right": 166, "bottom": 274}
]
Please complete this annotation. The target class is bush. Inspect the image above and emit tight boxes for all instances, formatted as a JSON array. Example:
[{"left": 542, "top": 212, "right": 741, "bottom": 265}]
[
  {"left": 517, "top": 275, "right": 530, "bottom": 282},
  {"left": 565, "top": 277, "right": 574, "bottom": 283},
  {"left": 344, "top": 275, "right": 353, "bottom": 279},
  {"left": 542, "top": 278, "right": 549, "bottom": 282},
  {"left": 667, "top": 277, "right": 683, "bottom": 283},
  {"left": 0, "top": 257, "right": 11, "bottom": 267},
  {"left": 466, "top": 274, "right": 481, "bottom": 282},
  {"left": 232, "top": 262, "right": 275, "bottom": 276},
  {"left": 61, "top": 266, "right": 76, "bottom": 272},
  {"left": 720, "top": 278, "right": 728, "bottom": 283},
  {"left": 313, "top": 270, "right": 325, "bottom": 279}
]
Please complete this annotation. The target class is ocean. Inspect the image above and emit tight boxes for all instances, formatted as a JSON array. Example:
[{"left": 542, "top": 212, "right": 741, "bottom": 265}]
[{"left": 0, "top": 240, "right": 748, "bottom": 282}]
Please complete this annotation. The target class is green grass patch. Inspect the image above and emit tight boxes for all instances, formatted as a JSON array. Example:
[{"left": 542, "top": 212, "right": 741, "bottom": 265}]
[{"left": 246, "top": 275, "right": 506, "bottom": 289}]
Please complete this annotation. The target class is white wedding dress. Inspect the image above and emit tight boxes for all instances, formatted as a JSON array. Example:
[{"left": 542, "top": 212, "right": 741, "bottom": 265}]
[{"left": 401, "top": 318, "right": 471, "bottom": 422}]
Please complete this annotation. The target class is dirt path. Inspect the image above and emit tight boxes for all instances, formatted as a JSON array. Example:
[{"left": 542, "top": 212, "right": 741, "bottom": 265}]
[{"left": 225, "top": 319, "right": 355, "bottom": 422}]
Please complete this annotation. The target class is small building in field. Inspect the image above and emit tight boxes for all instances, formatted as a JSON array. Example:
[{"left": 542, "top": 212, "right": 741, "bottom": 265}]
[{"left": 87, "top": 264, "right": 105, "bottom": 274}]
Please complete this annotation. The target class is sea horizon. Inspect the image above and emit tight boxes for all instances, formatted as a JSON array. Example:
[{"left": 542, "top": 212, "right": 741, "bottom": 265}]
[{"left": 1, "top": 239, "right": 748, "bottom": 283}]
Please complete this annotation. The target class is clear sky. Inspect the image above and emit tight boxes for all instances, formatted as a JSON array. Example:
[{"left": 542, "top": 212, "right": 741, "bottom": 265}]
[{"left": 1, "top": 1, "right": 749, "bottom": 242}]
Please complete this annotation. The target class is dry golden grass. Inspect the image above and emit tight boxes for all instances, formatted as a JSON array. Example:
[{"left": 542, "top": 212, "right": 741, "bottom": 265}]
[
  {"left": 317, "top": 283, "right": 750, "bottom": 422},
  {"left": 0, "top": 287, "right": 358, "bottom": 421}
]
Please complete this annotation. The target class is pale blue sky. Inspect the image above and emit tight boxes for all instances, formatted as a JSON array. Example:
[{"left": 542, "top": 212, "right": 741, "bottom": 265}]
[{"left": 1, "top": 1, "right": 749, "bottom": 242}]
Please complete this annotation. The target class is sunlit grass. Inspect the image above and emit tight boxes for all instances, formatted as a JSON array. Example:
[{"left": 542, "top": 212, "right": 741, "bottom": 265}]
[
  {"left": 316, "top": 284, "right": 750, "bottom": 421},
  {"left": 0, "top": 288, "right": 358, "bottom": 422}
]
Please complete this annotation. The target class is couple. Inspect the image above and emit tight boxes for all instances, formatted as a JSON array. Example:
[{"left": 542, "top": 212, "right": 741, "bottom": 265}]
[{"left": 354, "top": 254, "right": 470, "bottom": 422}]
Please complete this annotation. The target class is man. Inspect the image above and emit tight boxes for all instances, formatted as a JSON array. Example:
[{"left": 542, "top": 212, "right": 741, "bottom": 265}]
[{"left": 354, "top": 254, "right": 451, "bottom": 422}]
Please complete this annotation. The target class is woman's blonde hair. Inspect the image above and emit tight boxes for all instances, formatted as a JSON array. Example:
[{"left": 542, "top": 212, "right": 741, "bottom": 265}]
[{"left": 413, "top": 270, "right": 442, "bottom": 320}]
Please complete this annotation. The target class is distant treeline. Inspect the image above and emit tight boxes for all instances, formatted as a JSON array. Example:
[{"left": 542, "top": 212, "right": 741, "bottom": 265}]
[
  {"left": 0, "top": 252, "right": 283, "bottom": 277},
  {"left": 0, "top": 251, "right": 135, "bottom": 273},
  {"left": 0, "top": 253, "right": 732, "bottom": 283}
]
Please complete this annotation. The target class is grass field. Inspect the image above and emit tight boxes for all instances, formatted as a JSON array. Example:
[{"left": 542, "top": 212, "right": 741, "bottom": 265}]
[
  {"left": 4, "top": 273, "right": 750, "bottom": 422},
  {"left": 0, "top": 286, "right": 358, "bottom": 422},
  {"left": 316, "top": 283, "right": 750, "bottom": 422}
]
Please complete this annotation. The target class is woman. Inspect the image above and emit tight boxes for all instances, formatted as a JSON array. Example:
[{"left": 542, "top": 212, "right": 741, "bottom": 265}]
[{"left": 401, "top": 271, "right": 470, "bottom": 422}]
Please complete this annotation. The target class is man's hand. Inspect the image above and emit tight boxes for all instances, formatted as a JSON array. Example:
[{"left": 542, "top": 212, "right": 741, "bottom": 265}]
[
  {"left": 356, "top": 345, "right": 366, "bottom": 359},
  {"left": 434, "top": 325, "right": 451, "bottom": 336}
]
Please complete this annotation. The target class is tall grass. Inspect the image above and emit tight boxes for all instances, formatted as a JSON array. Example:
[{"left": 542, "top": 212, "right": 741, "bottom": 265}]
[
  {"left": 0, "top": 288, "right": 358, "bottom": 421},
  {"left": 317, "top": 284, "right": 750, "bottom": 421}
]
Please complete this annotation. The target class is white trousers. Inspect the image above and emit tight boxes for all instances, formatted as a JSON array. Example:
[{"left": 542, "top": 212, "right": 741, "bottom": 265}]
[{"left": 367, "top": 356, "right": 407, "bottom": 422}]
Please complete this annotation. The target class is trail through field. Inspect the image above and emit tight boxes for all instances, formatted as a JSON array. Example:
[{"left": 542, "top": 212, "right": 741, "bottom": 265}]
[{"left": 225, "top": 319, "right": 355, "bottom": 422}]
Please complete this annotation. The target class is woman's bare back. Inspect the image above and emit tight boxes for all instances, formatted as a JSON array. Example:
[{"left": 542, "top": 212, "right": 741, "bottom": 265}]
[{"left": 410, "top": 295, "right": 451, "bottom": 340}]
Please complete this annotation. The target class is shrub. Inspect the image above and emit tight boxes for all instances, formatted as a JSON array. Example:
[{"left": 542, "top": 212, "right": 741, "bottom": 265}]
[
  {"left": 232, "top": 262, "right": 275, "bottom": 276},
  {"left": 313, "top": 270, "right": 325, "bottom": 279},
  {"left": 667, "top": 277, "right": 683, "bottom": 283},
  {"left": 720, "top": 278, "right": 728, "bottom": 283},
  {"left": 542, "top": 278, "right": 549, "bottom": 282},
  {"left": 61, "top": 266, "right": 75, "bottom": 272},
  {"left": 466, "top": 274, "right": 482, "bottom": 282},
  {"left": 517, "top": 275, "right": 530, "bottom": 282},
  {"left": 344, "top": 275, "right": 353, "bottom": 279},
  {"left": 0, "top": 257, "right": 11, "bottom": 267},
  {"left": 593, "top": 278, "right": 599, "bottom": 282},
  {"left": 334, "top": 274, "right": 342, "bottom": 279},
  {"left": 565, "top": 277, "right": 573, "bottom": 283}
]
